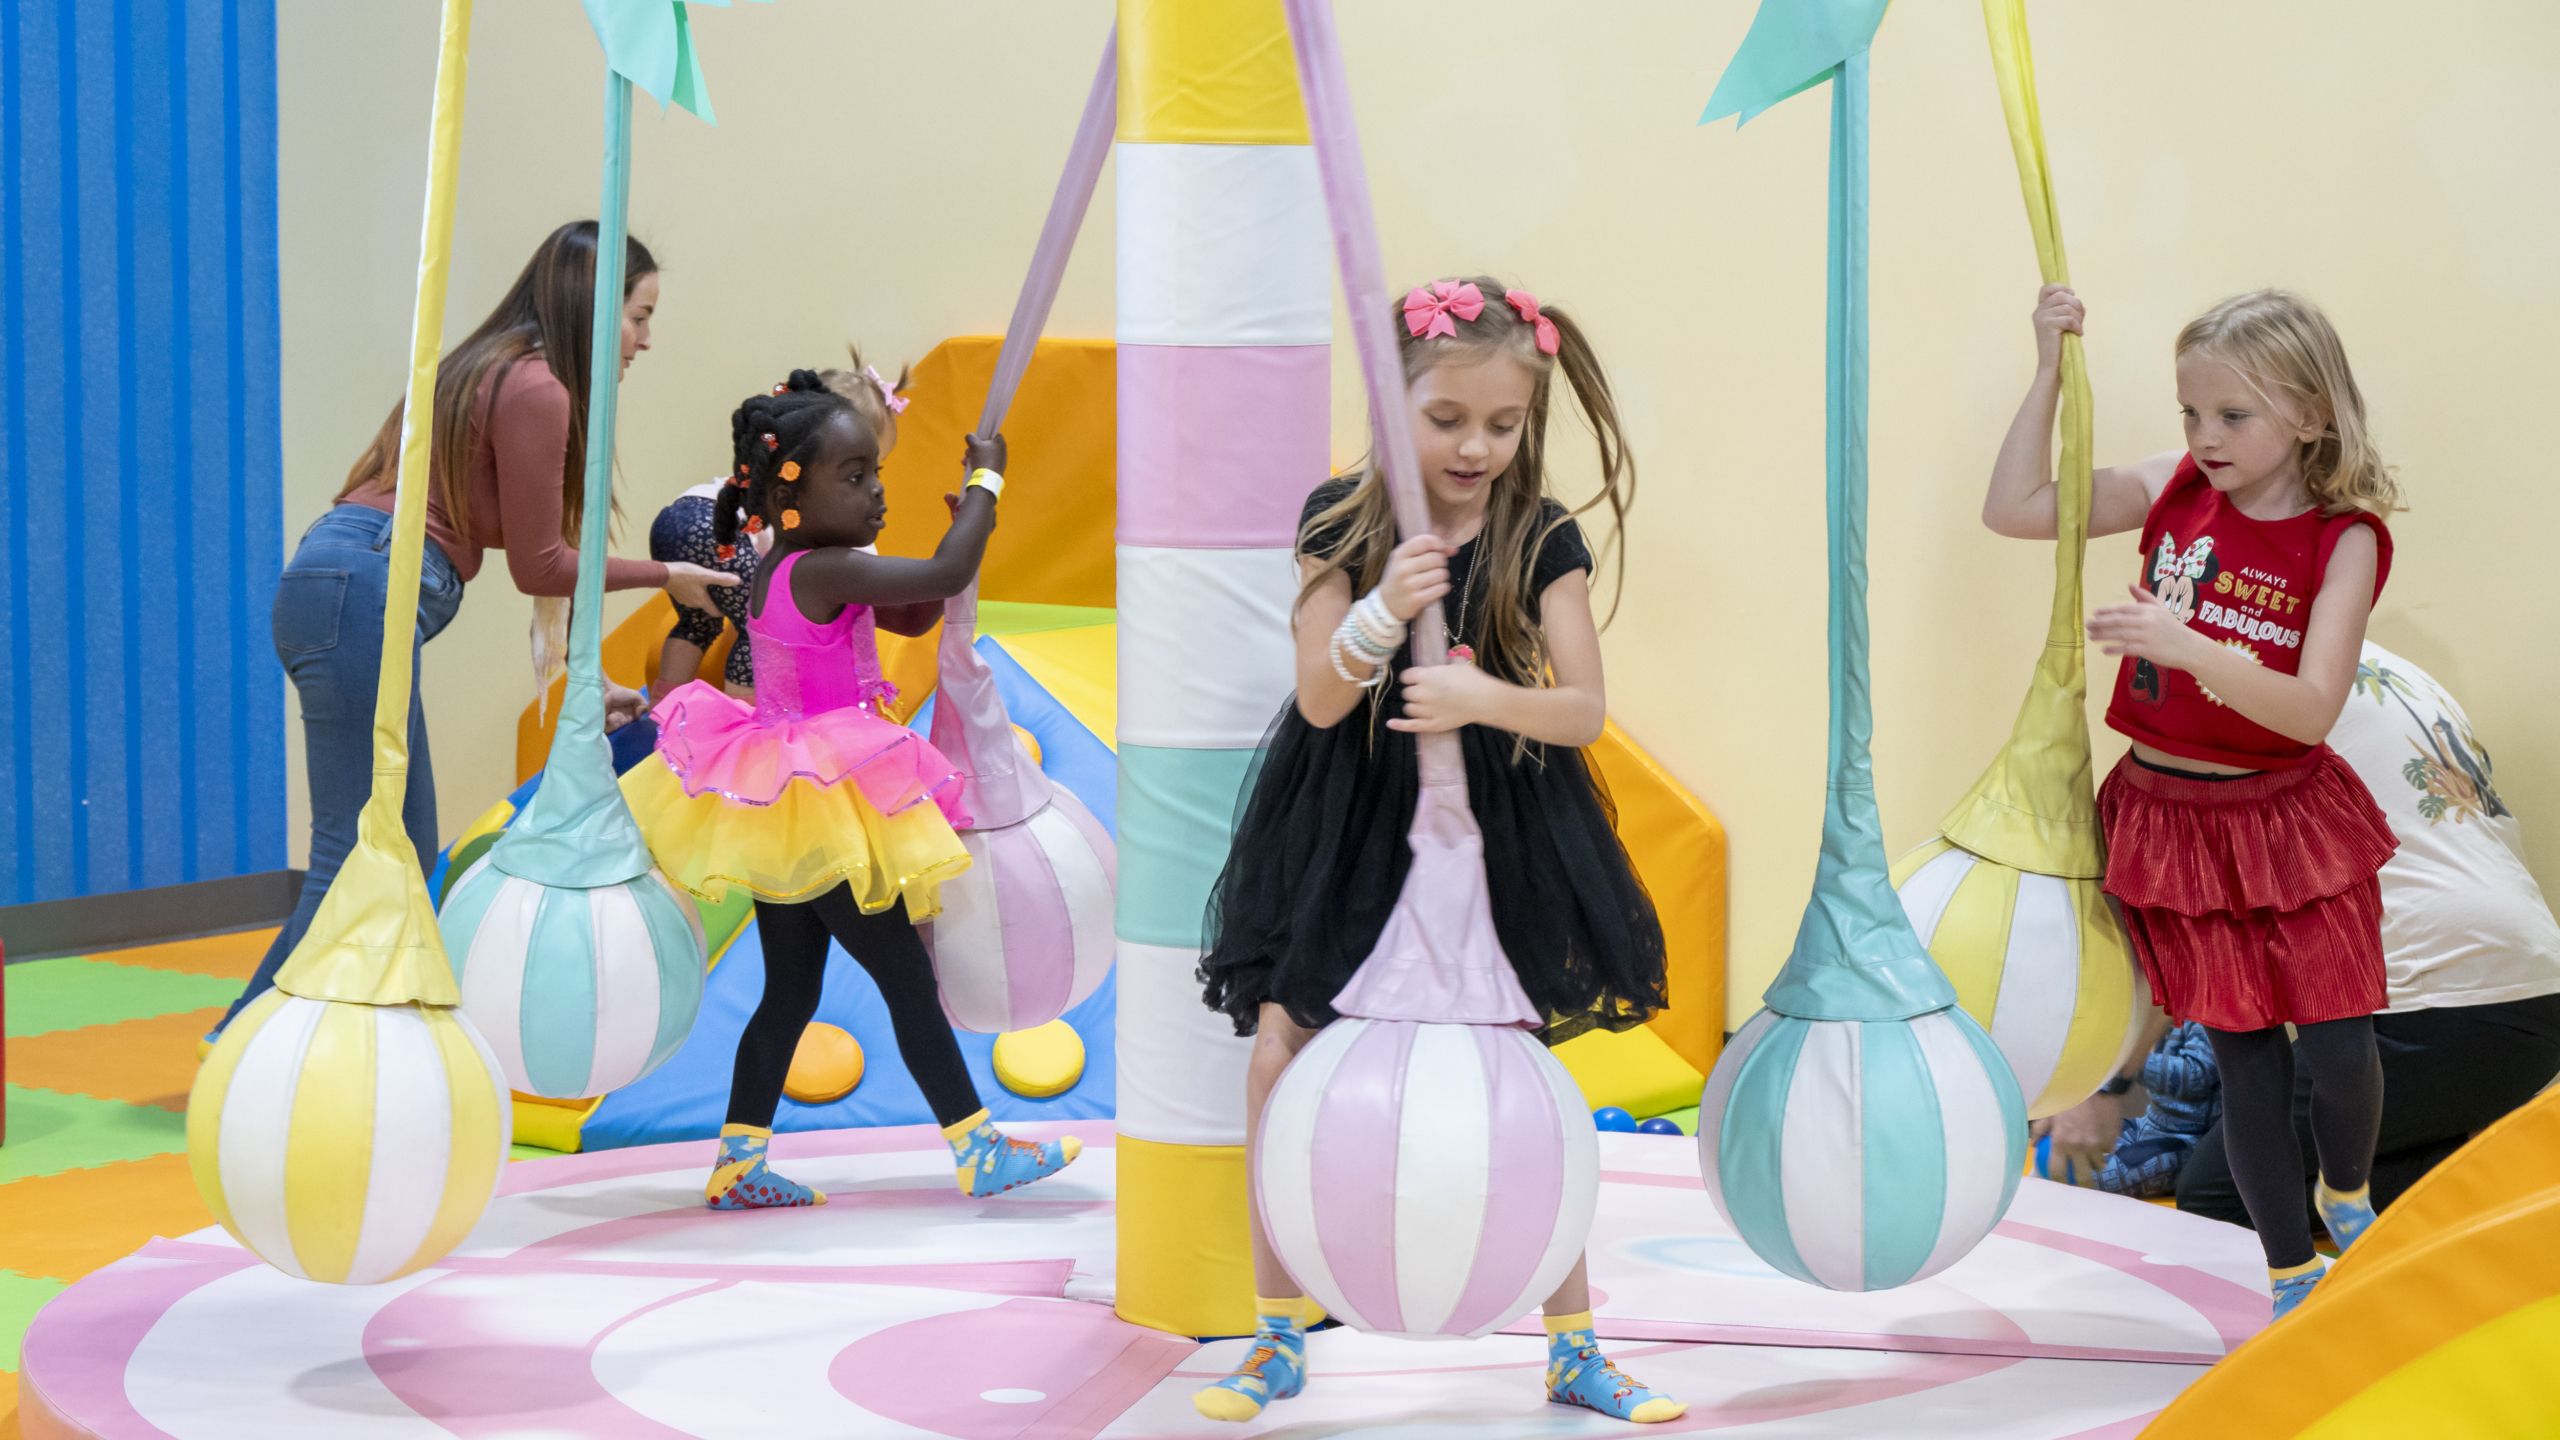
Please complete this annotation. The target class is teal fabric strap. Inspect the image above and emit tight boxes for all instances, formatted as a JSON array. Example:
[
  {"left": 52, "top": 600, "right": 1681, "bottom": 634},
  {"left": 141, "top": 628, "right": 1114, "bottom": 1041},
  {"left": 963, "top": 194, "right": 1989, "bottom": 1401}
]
[
  {"left": 1707, "top": 9, "right": 1954, "bottom": 1023},
  {"left": 491, "top": 70, "right": 656, "bottom": 888}
]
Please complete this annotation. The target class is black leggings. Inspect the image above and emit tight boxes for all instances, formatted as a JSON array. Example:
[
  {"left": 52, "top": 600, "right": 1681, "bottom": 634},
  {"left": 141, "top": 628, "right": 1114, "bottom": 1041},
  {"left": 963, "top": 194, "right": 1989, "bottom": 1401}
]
[
  {"left": 727, "top": 883, "right": 983, "bottom": 1130},
  {"left": 2179, "top": 994, "right": 2560, "bottom": 1238},
  {"left": 2204, "top": 1018, "right": 2383, "bottom": 1269}
]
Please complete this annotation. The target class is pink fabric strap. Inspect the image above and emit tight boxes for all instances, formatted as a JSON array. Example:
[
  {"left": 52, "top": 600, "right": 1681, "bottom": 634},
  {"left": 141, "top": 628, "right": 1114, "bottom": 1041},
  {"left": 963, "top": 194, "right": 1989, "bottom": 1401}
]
[{"left": 1284, "top": 0, "right": 1539, "bottom": 1028}]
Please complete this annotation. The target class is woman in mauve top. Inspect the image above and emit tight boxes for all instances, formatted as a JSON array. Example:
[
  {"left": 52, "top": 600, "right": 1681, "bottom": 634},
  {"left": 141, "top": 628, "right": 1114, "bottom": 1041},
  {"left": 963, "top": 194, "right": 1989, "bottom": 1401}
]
[{"left": 216, "top": 220, "right": 735, "bottom": 1035}]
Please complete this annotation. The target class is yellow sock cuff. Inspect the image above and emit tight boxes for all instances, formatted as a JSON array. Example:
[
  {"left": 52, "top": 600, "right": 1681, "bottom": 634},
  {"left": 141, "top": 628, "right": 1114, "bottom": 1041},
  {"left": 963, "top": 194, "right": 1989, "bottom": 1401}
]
[
  {"left": 1255, "top": 1295, "right": 1307, "bottom": 1324},
  {"left": 1543, "top": 1309, "right": 1596, "bottom": 1337},
  {"left": 2317, "top": 1180, "right": 2371, "bottom": 1206},
  {"left": 940, "top": 1109, "right": 993, "bottom": 1143},
  {"left": 2269, "top": 1258, "right": 2324, "bottom": 1281},
  {"left": 720, "top": 1123, "right": 772, "bottom": 1139}
]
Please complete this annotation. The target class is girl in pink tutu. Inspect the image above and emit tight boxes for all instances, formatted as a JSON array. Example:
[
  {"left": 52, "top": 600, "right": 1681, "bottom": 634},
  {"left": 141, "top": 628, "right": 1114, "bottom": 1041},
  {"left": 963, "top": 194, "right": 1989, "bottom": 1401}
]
[{"left": 624, "top": 370, "right": 1080, "bottom": 1209}]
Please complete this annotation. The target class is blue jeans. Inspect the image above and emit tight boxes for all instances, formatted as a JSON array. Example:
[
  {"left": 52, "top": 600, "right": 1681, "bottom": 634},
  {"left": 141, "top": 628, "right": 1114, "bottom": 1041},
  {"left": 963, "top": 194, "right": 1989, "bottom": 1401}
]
[{"left": 220, "top": 507, "right": 464, "bottom": 1029}]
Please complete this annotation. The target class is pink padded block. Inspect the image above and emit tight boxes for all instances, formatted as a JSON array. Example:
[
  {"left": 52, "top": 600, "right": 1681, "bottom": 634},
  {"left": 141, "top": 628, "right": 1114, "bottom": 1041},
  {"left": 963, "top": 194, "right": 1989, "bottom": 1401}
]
[{"left": 1117, "top": 343, "right": 1330, "bottom": 549}]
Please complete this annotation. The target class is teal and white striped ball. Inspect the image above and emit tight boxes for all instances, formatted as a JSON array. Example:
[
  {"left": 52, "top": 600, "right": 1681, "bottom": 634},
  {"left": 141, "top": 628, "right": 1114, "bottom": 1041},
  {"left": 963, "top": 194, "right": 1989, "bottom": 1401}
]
[
  {"left": 1697, "top": 1006, "right": 2028, "bottom": 1291},
  {"left": 436, "top": 855, "right": 707, "bottom": 1099}
]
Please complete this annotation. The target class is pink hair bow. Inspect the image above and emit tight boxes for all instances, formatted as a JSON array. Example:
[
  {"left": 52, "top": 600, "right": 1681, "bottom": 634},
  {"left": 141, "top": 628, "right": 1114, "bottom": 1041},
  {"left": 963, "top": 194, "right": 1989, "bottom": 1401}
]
[
  {"left": 1504, "top": 289, "right": 1560, "bottom": 355},
  {"left": 864, "top": 364, "right": 909, "bottom": 415},
  {"left": 1403, "top": 280, "right": 1485, "bottom": 340}
]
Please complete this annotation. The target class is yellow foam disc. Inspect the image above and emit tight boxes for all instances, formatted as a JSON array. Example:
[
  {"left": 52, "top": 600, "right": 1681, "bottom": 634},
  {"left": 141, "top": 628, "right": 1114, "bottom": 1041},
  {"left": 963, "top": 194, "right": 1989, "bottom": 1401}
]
[
  {"left": 992, "top": 1020, "right": 1085, "bottom": 1098},
  {"left": 784, "top": 1022, "right": 864, "bottom": 1104}
]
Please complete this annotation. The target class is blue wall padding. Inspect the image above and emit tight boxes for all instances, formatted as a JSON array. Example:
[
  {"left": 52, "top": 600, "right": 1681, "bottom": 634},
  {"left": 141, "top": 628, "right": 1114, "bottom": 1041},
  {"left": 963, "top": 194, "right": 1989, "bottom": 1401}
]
[
  {"left": 581, "top": 925, "right": 1116, "bottom": 1148},
  {"left": 579, "top": 636, "right": 1123, "bottom": 1149}
]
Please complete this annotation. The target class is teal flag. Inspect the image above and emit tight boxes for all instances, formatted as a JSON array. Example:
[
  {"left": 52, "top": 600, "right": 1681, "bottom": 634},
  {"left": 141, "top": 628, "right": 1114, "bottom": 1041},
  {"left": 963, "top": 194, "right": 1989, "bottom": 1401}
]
[
  {"left": 580, "top": 0, "right": 771, "bottom": 124},
  {"left": 1708, "top": 10, "right": 1953, "bottom": 1022},
  {"left": 1701, "top": 0, "right": 1888, "bottom": 127}
]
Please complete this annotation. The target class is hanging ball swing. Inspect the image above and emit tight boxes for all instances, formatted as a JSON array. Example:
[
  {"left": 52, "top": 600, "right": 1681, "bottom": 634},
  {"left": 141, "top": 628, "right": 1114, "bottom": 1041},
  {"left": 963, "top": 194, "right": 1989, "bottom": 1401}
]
[
  {"left": 187, "top": 0, "right": 509, "bottom": 1285},
  {"left": 1891, "top": 841, "right": 2141, "bottom": 1120},
  {"left": 1888, "top": 0, "right": 2144, "bottom": 1122},
  {"left": 440, "top": 28, "right": 721, "bottom": 1100},
  {"left": 438, "top": 855, "right": 707, "bottom": 1097},
  {"left": 1256, "top": 1016, "right": 1597, "bottom": 1338},
  {"left": 1248, "top": 0, "right": 1598, "bottom": 1341},
  {"left": 1694, "top": 2, "right": 2028, "bottom": 1295},
  {"left": 191, "top": 987, "right": 511, "bottom": 1284},
  {"left": 922, "top": 590, "right": 1117, "bottom": 1035}
]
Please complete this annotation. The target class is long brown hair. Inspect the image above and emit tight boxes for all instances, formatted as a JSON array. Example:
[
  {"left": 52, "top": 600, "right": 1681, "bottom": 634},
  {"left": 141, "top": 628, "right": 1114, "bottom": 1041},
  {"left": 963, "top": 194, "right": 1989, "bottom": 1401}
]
[
  {"left": 336, "top": 220, "right": 660, "bottom": 543},
  {"left": 1296, "top": 276, "right": 1634, "bottom": 690}
]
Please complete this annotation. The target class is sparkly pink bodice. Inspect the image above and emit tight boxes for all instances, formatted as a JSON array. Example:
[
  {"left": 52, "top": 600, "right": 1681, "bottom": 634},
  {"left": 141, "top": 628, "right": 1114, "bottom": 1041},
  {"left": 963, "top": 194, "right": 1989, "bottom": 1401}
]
[{"left": 748, "top": 551, "right": 895, "bottom": 724}]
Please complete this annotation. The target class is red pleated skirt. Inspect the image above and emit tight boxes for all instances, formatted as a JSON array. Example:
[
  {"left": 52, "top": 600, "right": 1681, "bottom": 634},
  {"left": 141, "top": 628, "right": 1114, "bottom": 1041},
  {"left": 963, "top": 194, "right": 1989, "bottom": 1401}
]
[{"left": 2098, "top": 746, "right": 2395, "bottom": 1032}]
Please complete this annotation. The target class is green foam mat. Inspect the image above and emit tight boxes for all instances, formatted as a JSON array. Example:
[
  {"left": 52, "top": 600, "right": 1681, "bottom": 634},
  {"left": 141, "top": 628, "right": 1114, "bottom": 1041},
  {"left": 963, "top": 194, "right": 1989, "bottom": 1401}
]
[
  {"left": 975, "top": 602, "right": 1113, "bottom": 636},
  {"left": 0, "top": 1269, "right": 67, "bottom": 1369},
  {"left": 0, "top": 1087, "right": 189, "bottom": 1185},
  {"left": 3, "top": 958, "right": 243, "bottom": 1039}
]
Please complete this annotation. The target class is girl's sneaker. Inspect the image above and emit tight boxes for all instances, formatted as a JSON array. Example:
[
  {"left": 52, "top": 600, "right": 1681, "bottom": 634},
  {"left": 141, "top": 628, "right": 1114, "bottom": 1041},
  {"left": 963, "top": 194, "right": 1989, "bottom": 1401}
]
[
  {"left": 2314, "top": 1180, "right": 2378, "bottom": 1253},
  {"left": 944, "top": 1110, "right": 1081, "bottom": 1196},
  {"left": 1193, "top": 1300, "right": 1308, "bottom": 1422},
  {"left": 2270, "top": 1256, "right": 2329, "bottom": 1319},
  {"left": 705, "top": 1124, "right": 825, "bottom": 1209},
  {"left": 1546, "top": 1312, "right": 1686, "bottom": 1424}
]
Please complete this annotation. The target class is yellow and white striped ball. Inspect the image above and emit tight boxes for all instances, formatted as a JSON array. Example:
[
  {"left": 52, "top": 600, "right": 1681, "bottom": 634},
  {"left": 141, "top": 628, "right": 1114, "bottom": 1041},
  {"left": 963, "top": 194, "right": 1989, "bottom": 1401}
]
[
  {"left": 186, "top": 989, "right": 511, "bottom": 1284},
  {"left": 1890, "top": 837, "right": 2144, "bottom": 1120}
]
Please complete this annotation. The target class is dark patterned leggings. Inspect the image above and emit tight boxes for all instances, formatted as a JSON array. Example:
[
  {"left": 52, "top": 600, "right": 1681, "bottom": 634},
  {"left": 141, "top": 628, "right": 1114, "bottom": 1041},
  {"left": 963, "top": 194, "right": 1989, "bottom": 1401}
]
[{"left": 726, "top": 883, "right": 982, "bottom": 1130}]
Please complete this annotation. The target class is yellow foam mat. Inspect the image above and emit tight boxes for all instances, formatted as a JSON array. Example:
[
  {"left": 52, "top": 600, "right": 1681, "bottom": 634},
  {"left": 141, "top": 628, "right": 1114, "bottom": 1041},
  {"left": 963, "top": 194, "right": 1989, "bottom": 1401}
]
[
  {"left": 1551, "top": 1022, "right": 1706, "bottom": 1120},
  {"left": 994, "top": 625, "right": 1119, "bottom": 752},
  {"left": 7, "top": 1007, "right": 226, "bottom": 1113}
]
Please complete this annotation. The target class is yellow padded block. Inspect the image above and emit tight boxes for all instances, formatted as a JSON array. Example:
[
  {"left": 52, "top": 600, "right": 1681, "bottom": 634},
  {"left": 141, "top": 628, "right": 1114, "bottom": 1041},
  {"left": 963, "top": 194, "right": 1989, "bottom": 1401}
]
[
  {"left": 995, "top": 626, "right": 1119, "bottom": 752},
  {"left": 1587, "top": 721, "right": 1727, "bottom": 1078},
  {"left": 1115, "top": 1135, "right": 1255, "bottom": 1338},
  {"left": 1118, "top": 0, "right": 1309, "bottom": 146},
  {"left": 1550, "top": 1022, "right": 1705, "bottom": 1120},
  {"left": 510, "top": 1093, "right": 602, "bottom": 1154},
  {"left": 784, "top": 1022, "right": 865, "bottom": 1105},
  {"left": 992, "top": 1020, "right": 1087, "bottom": 1099}
]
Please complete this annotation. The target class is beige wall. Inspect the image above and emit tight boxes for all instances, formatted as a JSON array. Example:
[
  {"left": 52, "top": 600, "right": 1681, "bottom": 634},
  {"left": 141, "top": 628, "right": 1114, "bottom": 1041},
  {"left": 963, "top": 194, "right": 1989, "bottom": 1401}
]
[{"left": 279, "top": 3, "right": 2559, "bottom": 1029}]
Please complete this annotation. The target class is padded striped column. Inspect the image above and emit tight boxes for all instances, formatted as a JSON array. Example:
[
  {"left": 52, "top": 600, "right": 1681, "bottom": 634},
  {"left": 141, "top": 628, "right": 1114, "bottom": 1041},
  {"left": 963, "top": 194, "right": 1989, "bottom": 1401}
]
[{"left": 1112, "top": 0, "right": 1326, "bottom": 1339}]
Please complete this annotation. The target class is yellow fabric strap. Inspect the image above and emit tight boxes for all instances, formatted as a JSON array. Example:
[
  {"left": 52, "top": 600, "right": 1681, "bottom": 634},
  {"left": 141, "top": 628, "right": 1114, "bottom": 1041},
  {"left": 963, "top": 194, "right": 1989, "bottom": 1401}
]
[
  {"left": 274, "top": 0, "right": 475, "bottom": 1004},
  {"left": 1543, "top": 1309, "right": 1596, "bottom": 1336},
  {"left": 1936, "top": 0, "right": 2104, "bottom": 879},
  {"left": 940, "top": 1108, "right": 993, "bottom": 1142}
]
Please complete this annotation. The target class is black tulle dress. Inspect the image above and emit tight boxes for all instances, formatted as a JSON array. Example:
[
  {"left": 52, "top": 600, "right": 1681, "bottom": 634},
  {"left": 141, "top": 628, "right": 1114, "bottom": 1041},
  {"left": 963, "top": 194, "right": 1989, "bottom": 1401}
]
[{"left": 1198, "top": 479, "right": 1668, "bottom": 1045}]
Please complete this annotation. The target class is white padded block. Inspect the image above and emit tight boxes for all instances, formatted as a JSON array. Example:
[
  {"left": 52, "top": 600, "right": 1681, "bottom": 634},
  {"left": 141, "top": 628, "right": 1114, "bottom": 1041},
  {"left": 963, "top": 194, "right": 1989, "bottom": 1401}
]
[
  {"left": 1116, "top": 143, "right": 1331, "bottom": 347},
  {"left": 1117, "top": 545, "right": 1299, "bottom": 749},
  {"left": 1115, "top": 940, "right": 1255, "bottom": 1145}
]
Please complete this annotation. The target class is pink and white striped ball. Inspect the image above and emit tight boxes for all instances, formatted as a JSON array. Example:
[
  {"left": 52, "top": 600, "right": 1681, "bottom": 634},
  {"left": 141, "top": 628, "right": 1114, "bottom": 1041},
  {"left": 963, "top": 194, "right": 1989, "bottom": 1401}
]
[
  {"left": 1253, "top": 1018, "right": 1598, "bottom": 1339},
  {"left": 926, "top": 791, "right": 1117, "bottom": 1034}
]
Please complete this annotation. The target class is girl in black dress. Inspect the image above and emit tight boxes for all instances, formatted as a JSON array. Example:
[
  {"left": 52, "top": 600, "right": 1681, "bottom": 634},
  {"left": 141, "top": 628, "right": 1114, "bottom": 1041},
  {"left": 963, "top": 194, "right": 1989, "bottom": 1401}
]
[{"left": 1193, "top": 280, "right": 1677, "bottom": 1425}]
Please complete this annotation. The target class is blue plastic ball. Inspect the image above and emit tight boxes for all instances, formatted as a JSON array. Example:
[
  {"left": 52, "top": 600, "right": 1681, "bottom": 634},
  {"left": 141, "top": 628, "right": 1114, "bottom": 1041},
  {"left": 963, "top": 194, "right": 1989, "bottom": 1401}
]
[
  {"left": 1636, "top": 1117, "right": 1684, "bottom": 1137},
  {"left": 1592, "top": 1106, "right": 1638, "bottom": 1133}
]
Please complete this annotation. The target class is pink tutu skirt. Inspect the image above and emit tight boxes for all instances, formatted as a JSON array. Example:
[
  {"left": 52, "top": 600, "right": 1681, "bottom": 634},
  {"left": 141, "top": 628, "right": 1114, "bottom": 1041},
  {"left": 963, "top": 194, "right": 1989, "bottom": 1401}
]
[{"left": 623, "top": 681, "right": 974, "bottom": 915}]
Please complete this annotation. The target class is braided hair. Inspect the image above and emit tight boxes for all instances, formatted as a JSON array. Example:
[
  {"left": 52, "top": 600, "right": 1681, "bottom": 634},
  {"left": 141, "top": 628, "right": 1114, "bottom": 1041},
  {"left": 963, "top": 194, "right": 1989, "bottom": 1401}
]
[{"left": 713, "top": 369, "right": 860, "bottom": 559}]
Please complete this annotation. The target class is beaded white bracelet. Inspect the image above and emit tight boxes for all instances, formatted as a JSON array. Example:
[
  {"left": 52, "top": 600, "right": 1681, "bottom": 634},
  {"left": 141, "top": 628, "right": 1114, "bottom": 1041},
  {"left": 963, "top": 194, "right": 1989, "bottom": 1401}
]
[
  {"left": 1351, "top": 589, "right": 1407, "bottom": 651},
  {"left": 1330, "top": 612, "right": 1394, "bottom": 687}
]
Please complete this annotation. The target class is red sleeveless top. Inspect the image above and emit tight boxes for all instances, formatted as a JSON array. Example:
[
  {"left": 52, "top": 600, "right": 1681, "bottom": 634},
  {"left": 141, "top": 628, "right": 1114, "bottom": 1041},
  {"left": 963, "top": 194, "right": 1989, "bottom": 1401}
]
[{"left": 2104, "top": 456, "right": 2392, "bottom": 770}]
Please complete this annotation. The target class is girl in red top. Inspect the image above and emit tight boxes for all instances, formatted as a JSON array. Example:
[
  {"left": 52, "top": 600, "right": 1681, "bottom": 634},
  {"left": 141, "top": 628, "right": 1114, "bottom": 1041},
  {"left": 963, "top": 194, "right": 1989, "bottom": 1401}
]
[{"left": 1983, "top": 287, "right": 2403, "bottom": 1319}]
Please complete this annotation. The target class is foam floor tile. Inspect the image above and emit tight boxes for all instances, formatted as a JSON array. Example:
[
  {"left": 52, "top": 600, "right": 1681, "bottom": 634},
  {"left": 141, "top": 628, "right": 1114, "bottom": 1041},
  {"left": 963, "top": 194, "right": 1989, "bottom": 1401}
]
[
  {"left": 6, "top": 1007, "right": 225, "bottom": 1111},
  {"left": 0, "top": 1271, "right": 66, "bottom": 1370},
  {"left": 0, "top": 1088, "right": 188, "bottom": 1185},
  {"left": 80, "top": 931, "right": 275, "bottom": 982},
  {"left": 2, "top": 960, "right": 241, "bottom": 1039},
  {"left": 0, "top": 1152, "right": 214, "bottom": 1281}
]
